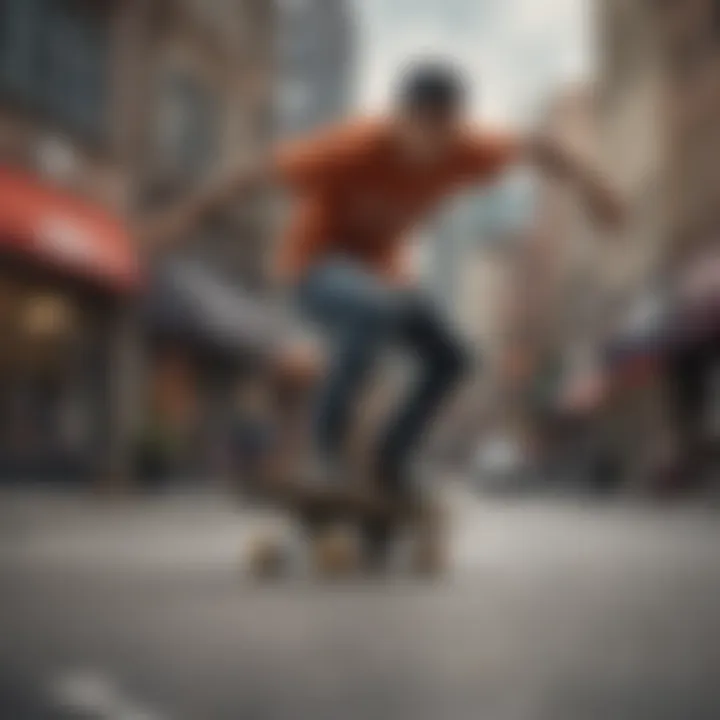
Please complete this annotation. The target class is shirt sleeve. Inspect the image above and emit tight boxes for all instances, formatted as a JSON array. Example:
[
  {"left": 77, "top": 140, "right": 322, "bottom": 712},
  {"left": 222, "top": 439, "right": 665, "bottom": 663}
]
[
  {"left": 272, "top": 123, "right": 368, "bottom": 192},
  {"left": 454, "top": 128, "right": 521, "bottom": 183}
]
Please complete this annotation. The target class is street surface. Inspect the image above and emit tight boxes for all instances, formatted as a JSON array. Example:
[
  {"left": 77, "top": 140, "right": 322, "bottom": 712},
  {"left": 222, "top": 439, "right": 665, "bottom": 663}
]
[{"left": 1, "top": 485, "right": 720, "bottom": 720}]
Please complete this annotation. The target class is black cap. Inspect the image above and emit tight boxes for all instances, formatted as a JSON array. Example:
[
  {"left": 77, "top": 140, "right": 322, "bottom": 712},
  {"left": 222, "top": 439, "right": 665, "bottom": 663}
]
[{"left": 397, "top": 59, "right": 468, "bottom": 115}]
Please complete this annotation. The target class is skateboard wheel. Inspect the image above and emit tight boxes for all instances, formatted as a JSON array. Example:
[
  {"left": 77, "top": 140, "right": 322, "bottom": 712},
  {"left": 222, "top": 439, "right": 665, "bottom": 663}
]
[
  {"left": 411, "top": 536, "right": 445, "bottom": 577},
  {"left": 246, "top": 533, "right": 288, "bottom": 578},
  {"left": 311, "top": 527, "right": 361, "bottom": 577}
]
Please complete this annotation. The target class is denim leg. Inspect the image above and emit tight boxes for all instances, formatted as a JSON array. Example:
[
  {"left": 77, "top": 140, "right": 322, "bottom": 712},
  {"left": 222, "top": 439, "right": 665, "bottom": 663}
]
[
  {"left": 377, "top": 292, "right": 470, "bottom": 476},
  {"left": 298, "top": 261, "right": 401, "bottom": 459}
]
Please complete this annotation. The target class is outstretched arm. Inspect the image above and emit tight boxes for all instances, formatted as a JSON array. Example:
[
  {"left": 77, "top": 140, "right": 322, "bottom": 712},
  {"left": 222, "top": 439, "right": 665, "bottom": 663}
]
[
  {"left": 522, "top": 134, "right": 626, "bottom": 230},
  {"left": 137, "top": 157, "right": 274, "bottom": 250},
  {"left": 138, "top": 123, "right": 364, "bottom": 250},
  {"left": 460, "top": 127, "right": 625, "bottom": 231}
]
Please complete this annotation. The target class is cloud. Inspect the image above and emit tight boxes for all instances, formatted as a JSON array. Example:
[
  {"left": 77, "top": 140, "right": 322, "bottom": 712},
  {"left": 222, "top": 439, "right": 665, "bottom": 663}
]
[{"left": 353, "top": 0, "right": 591, "bottom": 126}]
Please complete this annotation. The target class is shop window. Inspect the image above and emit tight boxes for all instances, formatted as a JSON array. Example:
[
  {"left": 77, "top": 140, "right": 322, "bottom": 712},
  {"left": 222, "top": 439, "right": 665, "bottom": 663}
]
[
  {"left": 154, "top": 71, "right": 219, "bottom": 182},
  {"left": 0, "top": 0, "right": 110, "bottom": 141}
]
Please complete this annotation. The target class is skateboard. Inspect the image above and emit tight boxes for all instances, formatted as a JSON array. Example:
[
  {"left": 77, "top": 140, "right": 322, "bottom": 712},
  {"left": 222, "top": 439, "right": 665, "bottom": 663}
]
[{"left": 244, "top": 475, "right": 447, "bottom": 579}]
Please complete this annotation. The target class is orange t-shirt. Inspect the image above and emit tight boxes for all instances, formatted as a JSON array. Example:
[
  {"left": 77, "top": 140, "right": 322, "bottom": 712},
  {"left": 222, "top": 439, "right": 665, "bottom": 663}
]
[{"left": 272, "top": 119, "right": 519, "bottom": 283}]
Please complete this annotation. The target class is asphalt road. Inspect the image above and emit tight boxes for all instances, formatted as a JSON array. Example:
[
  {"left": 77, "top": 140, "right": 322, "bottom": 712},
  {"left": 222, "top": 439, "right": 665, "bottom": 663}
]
[{"left": 1, "top": 486, "right": 720, "bottom": 720}]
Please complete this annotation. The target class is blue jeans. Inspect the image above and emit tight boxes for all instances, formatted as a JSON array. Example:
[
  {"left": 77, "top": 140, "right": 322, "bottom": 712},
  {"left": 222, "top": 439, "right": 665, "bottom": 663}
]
[{"left": 297, "top": 259, "right": 470, "bottom": 482}]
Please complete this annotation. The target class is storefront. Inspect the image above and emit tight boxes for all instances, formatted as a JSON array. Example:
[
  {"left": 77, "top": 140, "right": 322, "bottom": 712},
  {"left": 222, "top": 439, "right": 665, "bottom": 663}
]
[
  {"left": 0, "top": 166, "right": 138, "bottom": 481},
  {"left": 140, "top": 258, "right": 290, "bottom": 482}
]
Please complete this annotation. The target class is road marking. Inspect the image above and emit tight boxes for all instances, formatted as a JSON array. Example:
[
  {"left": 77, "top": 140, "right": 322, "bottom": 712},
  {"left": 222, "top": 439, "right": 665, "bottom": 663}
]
[{"left": 49, "top": 669, "right": 170, "bottom": 720}]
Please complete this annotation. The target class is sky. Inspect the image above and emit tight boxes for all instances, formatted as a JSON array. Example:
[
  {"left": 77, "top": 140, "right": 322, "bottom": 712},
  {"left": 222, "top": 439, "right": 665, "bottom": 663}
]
[{"left": 353, "top": 0, "right": 593, "bottom": 128}]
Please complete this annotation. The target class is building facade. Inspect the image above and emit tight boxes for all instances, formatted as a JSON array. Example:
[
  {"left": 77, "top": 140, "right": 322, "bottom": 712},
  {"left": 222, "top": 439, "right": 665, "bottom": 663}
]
[
  {"left": 592, "top": 0, "right": 719, "bottom": 490},
  {"left": 131, "top": 0, "right": 278, "bottom": 483},
  {"left": 138, "top": 0, "right": 275, "bottom": 285},
  {"left": 651, "top": 0, "right": 720, "bottom": 260},
  {"left": 0, "top": 0, "right": 149, "bottom": 481},
  {"left": 274, "top": 0, "right": 354, "bottom": 138},
  {"left": 0, "top": 0, "right": 277, "bottom": 484}
]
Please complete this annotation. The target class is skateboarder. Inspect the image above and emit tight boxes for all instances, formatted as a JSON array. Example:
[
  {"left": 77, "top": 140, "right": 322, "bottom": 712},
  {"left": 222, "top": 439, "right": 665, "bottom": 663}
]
[{"left": 142, "top": 60, "right": 624, "bottom": 498}]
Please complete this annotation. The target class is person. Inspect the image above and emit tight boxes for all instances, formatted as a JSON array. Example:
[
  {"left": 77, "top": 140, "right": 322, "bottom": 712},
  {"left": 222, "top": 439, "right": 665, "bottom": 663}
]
[
  {"left": 141, "top": 60, "right": 624, "bottom": 497},
  {"left": 658, "top": 245, "right": 720, "bottom": 493}
]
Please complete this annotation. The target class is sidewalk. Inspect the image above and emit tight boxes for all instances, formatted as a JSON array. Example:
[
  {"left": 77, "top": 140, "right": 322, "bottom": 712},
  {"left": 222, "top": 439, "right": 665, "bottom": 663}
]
[{"left": 0, "top": 485, "right": 273, "bottom": 570}]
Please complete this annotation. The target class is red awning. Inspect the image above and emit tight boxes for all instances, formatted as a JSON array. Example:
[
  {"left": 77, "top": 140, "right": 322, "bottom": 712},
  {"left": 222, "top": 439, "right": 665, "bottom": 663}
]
[{"left": 0, "top": 166, "right": 140, "bottom": 292}]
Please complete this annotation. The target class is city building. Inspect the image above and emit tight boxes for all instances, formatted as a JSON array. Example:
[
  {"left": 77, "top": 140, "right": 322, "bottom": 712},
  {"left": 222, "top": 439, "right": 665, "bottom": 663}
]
[
  {"left": 274, "top": 0, "right": 354, "bottom": 138},
  {"left": 592, "top": 0, "right": 705, "bottom": 490},
  {"left": 0, "top": 0, "right": 147, "bottom": 480},
  {"left": 653, "top": 0, "right": 720, "bottom": 261},
  {"left": 537, "top": 0, "right": 720, "bottom": 491},
  {"left": 605, "top": 0, "right": 720, "bottom": 489},
  {"left": 138, "top": 0, "right": 275, "bottom": 285},
  {"left": 132, "top": 0, "right": 278, "bottom": 482},
  {"left": 597, "top": 0, "right": 671, "bottom": 296},
  {"left": 0, "top": 0, "right": 277, "bottom": 484}
]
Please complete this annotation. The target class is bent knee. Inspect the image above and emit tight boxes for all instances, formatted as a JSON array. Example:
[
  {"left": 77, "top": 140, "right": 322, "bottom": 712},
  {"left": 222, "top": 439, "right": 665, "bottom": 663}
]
[
  {"left": 433, "top": 336, "right": 473, "bottom": 381},
  {"left": 449, "top": 340, "right": 473, "bottom": 378}
]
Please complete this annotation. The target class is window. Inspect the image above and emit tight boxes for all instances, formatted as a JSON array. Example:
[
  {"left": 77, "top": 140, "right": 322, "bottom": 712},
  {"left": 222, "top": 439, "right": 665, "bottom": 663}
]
[
  {"left": 0, "top": 0, "right": 110, "bottom": 139},
  {"left": 155, "top": 72, "right": 218, "bottom": 179}
]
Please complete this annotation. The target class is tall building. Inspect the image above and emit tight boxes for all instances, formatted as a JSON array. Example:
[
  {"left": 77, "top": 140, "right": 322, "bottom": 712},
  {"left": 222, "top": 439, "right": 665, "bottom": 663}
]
[
  {"left": 131, "top": 0, "right": 278, "bottom": 481},
  {"left": 0, "top": 0, "right": 277, "bottom": 483},
  {"left": 594, "top": 0, "right": 720, "bottom": 489},
  {"left": 0, "top": 0, "right": 148, "bottom": 480},
  {"left": 652, "top": 0, "right": 720, "bottom": 261},
  {"left": 597, "top": 0, "right": 670, "bottom": 298},
  {"left": 592, "top": 0, "right": 718, "bottom": 489},
  {"left": 139, "top": 0, "right": 275, "bottom": 288},
  {"left": 594, "top": 0, "right": 720, "bottom": 318},
  {"left": 504, "top": 70, "right": 672, "bottom": 480},
  {"left": 275, "top": 0, "right": 354, "bottom": 138}
]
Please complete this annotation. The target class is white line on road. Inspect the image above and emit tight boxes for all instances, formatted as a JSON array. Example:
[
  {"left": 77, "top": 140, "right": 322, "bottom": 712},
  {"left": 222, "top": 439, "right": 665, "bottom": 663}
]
[{"left": 49, "top": 669, "right": 170, "bottom": 720}]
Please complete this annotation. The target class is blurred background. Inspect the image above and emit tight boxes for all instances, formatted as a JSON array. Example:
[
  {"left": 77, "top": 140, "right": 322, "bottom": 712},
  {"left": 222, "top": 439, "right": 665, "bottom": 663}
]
[
  {"left": 1, "top": 2, "right": 720, "bottom": 717},
  {"left": 0, "top": 0, "right": 717, "bottom": 498}
]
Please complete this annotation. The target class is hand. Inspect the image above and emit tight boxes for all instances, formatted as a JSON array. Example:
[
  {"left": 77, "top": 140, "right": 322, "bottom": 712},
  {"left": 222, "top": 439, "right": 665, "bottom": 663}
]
[
  {"left": 527, "top": 134, "right": 627, "bottom": 233},
  {"left": 384, "top": 253, "right": 419, "bottom": 288},
  {"left": 586, "top": 182, "right": 627, "bottom": 232}
]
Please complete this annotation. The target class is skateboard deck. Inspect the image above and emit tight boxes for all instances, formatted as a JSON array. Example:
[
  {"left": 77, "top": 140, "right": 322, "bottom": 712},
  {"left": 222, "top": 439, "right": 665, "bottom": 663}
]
[
  {"left": 244, "top": 474, "right": 446, "bottom": 579},
  {"left": 255, "top": 474, "right": 426, "bottom": 521}
]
